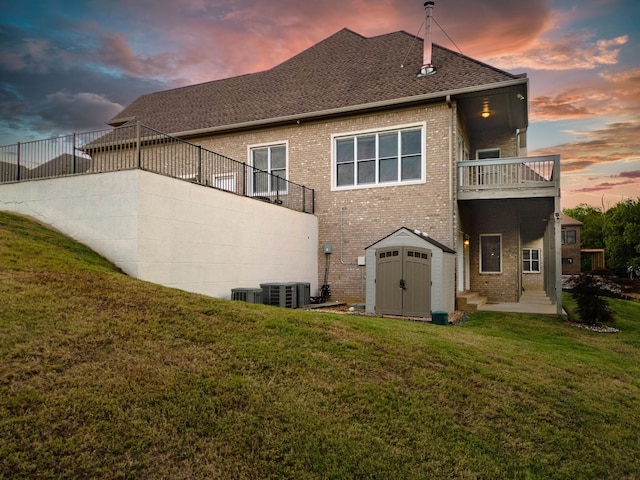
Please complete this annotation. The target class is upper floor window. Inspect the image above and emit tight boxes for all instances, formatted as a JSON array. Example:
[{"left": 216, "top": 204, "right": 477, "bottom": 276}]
[
  {"left": 476, "top": 148, "right": 500, "bottom": 159},
  {"left": 562, "top": 229, "right": 576, "bottom": 244},
  {"left": 333, "top": 125, "right": 424, "bottom": 189},
  {"left": 250, "top": 143, "right": 287, "bottom": 195}
]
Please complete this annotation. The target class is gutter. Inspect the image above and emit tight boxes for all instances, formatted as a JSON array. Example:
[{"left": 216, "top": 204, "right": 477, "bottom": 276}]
[{"left": 169, "top": 78, "right": 529, "bottom": 139}]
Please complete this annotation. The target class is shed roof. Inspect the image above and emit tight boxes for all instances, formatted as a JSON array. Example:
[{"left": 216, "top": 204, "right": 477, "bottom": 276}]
[
  {"left": 365, "top": 227, "right": 455, "bottom": 254},
  {"left": 108, "top": 28, "right": 524, "bottom": 135}
]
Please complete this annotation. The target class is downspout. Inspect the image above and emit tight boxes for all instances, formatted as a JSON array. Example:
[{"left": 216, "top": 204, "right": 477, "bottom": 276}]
[
  {"left": 447, "top": 95, "right": 454, "bottom": 246},
  {"left": 340, "top": 206, "right": 357, "bottom": 265}
]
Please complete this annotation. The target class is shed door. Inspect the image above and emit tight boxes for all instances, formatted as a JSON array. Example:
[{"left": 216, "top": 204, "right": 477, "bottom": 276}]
[{"left": 375, "top": 246, "right": 431, "bottom": 317}]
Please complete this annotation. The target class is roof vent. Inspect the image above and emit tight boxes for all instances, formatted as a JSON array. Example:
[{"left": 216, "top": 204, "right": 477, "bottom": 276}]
[{"left": 417, "top": 1, "right": 437, "bottom": 77}]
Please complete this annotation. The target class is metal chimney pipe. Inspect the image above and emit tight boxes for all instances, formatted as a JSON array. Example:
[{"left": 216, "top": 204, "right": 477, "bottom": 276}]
[{"left": 418, "top": 1, "right": 436, "bottom": 76}]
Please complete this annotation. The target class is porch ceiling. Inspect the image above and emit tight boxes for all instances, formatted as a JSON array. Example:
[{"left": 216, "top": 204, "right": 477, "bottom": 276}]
[{"left": 456, "top": 84, "right": 528, "bottom": 132}]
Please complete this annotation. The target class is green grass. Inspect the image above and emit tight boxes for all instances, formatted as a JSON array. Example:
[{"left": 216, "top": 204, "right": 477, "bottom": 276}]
[{"left": 1, "top": 211, "right": 640, "bottom": 479}]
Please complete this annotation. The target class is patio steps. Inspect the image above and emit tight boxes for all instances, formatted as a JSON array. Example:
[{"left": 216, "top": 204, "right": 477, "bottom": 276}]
[
  {"left": 520, "top": 290, "right": 552, "bottom": 304},
  {"left": 456, "top": 291, "right": 487, "bottom": 312}
]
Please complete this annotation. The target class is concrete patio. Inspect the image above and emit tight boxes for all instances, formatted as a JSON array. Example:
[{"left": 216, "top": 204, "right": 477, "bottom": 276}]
[{"left": 479, "top": 290, "right": 567, "bottom": 317}]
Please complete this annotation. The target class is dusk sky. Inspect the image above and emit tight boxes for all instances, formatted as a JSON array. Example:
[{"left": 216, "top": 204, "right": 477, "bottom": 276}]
[{"left": 1, "top": 0, "right": 638, "bottom": 209}]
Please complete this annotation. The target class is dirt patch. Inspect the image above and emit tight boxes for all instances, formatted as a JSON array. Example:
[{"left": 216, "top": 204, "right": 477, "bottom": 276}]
[{"left": 307, "top": 303, "right": 468, "bottom": 325}]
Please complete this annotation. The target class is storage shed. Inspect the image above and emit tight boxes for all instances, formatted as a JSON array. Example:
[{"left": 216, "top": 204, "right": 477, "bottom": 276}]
[{"left": 365, "top": 227, "right": 456, "bottom": 317}]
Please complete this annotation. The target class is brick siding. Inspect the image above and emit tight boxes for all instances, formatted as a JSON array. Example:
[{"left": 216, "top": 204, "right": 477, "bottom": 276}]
[{"left": 194, "top": 102, "right": 460, "bottom": 301}]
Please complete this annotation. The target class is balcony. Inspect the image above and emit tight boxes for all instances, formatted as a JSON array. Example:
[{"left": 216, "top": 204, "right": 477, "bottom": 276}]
[
  {"left": 457, "top": 155, "right": 560, "bottom": 200},
  {"left": 0, "top": 123, "right": 314, "bottom": 214}
]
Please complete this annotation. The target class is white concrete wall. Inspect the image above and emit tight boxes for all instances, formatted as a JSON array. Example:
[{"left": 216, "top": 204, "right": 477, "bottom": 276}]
[{"left": 0, "top": 170, "right": 318, "bottom": 299}]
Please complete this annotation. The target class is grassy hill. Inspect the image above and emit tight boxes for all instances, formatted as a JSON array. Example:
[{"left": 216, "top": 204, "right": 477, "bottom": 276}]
[{"left": 1, "top": 211, "right": 639, "bottom": 479}]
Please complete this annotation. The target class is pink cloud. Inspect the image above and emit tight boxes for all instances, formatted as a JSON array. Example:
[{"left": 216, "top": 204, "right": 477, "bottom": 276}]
[
  {"left": 486, "top": 33, "right": 628, "bottom": 71},
  {"left": 532, "top": 118, "right": 640, "bottom": 173},
  {"left": 619, "top": 170, "right": 640, "bottom": 179},
  {"left": 81, "top": 0, "right": 553, "bottom": 85},
  {"left": 572, "top": 178, "right": 637, "bottom": 194}
]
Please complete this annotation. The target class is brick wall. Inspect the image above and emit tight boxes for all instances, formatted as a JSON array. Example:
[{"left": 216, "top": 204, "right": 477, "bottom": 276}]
[
  {"left": 561, "top": 225, "right": 581, "bottom": 275},
  {"left": 469, "top": 127, "right": 519, "bottom": 158},
  {"left": 194, "top": 102, "right": 459, "bottom": 302},
  {"left": 467, "top": 201, "right": 521, "bottom": 303}
]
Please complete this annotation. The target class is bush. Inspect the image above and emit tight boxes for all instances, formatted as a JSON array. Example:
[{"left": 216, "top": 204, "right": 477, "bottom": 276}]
[{"left": 570, "top": 273, "right": 615, "bottom": 325}]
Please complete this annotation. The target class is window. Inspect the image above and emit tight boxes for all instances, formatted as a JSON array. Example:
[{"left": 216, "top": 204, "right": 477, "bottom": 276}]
[
  {"left": 250, "top": 143, "right": 287, "bottom": 194},
  {"left": 476, "top": 148, "right": 500, "bottom": 159},
  {"left": 334, "top": 126, "right": 423, "bottom": 189},
  {"left": 566, "top": 230, "right": 576, "bottom": 244},
  {"left": 213, "top": 173, "right": 236, "bottom": 193},
  {"left": 523, "top": 248, "right": 541, "bottom": 273},
  {"left": 480, "top": 234, "right": 502, "bottom": 273}
]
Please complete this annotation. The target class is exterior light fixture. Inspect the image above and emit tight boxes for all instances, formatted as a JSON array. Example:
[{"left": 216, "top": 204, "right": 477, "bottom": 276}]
[
  {"left": 481, "top": 99, "right": 490, "bottom": 118},
  {"left": 464, "top": 239, "right": 470, "bottom": 246}
]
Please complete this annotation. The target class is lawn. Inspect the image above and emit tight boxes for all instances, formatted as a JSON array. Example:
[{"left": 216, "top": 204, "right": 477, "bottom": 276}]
[{"left": 1, "top": 211, "right": 639, "bottom": 479}]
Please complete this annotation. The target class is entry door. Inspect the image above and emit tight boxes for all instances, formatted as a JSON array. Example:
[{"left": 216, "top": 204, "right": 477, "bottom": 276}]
[{"left": 375, "top": 246, "right": 431, "bottom": 317}]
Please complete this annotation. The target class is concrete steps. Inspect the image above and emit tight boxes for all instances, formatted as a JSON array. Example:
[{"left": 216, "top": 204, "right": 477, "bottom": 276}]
[
  {"left": 520, "top": 290, "right": 552, "bottom": 305},
  {"left": 456, "top": 291, "right": 488, "bottom": 312}
]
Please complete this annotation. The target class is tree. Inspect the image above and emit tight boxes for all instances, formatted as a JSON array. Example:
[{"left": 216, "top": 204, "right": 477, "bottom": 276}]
[
  {"left": 563, "top": 204, "right": 605, "bottom": 249},
  {"left": 571, "top": 273, "right": 614, "bottom": 325},
  {"left": 603, "top": 198, "right": 640, "bottom": 276}
]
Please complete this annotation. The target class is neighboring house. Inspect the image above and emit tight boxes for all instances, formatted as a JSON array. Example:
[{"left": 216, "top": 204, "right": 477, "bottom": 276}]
[
  {"left": 0, "top": 161, "right": 28, "bottom": 182},
  {"left": 102, "top": 27, "right": 562, "bottom": 315},
  {"left": 28, "top": 153, "right": 91, "bottom": 179},
  {"left": 561, "top": 213, "right": 582, "bottom": 275}
]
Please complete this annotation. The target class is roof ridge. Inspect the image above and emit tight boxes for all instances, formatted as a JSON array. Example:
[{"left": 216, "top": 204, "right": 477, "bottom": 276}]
[{"left": 432, "top": 42, "right": 526, "bottom": 79}]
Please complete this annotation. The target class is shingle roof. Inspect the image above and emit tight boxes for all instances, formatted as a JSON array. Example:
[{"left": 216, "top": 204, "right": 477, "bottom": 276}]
[
  {"left": 108, "top": 28, "right": 524, "bottom": 135},
  {"left": 561, "top": 213, "right": 583, "bottom": 226}
]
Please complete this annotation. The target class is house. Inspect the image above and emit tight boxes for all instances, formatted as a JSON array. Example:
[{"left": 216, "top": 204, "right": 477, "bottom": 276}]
[
  {"left": 0, "top": 161, "right": 28, "bottom": 182},
  {"left": 0, "top": 21, "right": 563, "bottom": 316},
  {"left": 27, "top": 153, "right": 91, "bottom": 179},
  {"left": 561, "top": 213, "right": 582, "bottom": 275},
  {"left": 103, "top": 26, "right": 561, "bottom": 315}
]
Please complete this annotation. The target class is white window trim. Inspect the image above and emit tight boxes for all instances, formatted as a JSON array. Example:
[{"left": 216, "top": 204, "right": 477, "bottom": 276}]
[
  {"left": 476, "top": 148, "right": 501, "bottom": 159},
  {"left": 331, "top": 122, "right": 426, "bottom": 191},
  {"left": 213, "top": 172, "right": 236, "bottom": 193},
  {"left": 480, "top": 233, "right": 502, "bottom": 274},
  {"left": 248, "top": 140, "right": 289, "bottom": 195},
  {"left": 523, "top": 247, "right": 541, "bottom": 273}
]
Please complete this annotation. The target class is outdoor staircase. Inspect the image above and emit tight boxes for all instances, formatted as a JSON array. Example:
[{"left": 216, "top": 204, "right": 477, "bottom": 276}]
[
  {"left": 519, "top": 290, "right": 552, "bottom": 305},
  {"left": 456, "top": 291, "right": 488, "bottom": 312}
]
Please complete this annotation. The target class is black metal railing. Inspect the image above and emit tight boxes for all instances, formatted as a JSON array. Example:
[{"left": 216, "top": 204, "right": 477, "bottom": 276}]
[{"left": 0, "top": 123, "right": 314, "bottom": 214}]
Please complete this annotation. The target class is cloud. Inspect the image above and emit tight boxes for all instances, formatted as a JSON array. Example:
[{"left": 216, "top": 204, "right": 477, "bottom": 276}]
[
  {"left": 619, "top": 170, "right": 640, "bottom": 179},
  {"left": 531, "top": 118, "right": 640, "bottom": 173},
  {"left": 571, "top": 178, "right": 637, "bottom": 194},
  {"left": 486, "top": 33, "right": 628, "bottom": 71},
  {"left": 36, "top": 92, "right": 123, "bottom": 133},
  {"left": 531, "top": 94, "right": 593, "bottom": 120},
  {"left": 529, "top": 65, "right": 640, "bottom": 121}
]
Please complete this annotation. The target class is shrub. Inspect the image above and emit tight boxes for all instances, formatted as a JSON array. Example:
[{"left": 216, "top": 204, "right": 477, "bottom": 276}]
[{"left": 570, "top": 273, "right": 615, "bottom": 325}]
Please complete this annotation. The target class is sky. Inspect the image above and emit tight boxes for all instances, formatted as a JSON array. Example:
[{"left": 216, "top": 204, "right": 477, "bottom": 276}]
[{"left": 0, "top": 0, "right": 638, "bottom": 209}]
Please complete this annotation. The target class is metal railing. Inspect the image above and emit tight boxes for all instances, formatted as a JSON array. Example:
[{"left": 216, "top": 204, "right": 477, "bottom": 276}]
[
  {"left": 458, "top": 155, "right": 559, "bottom": 194},
  {"left": 0, "top": 123, "right": 314, "bottom": 214}
]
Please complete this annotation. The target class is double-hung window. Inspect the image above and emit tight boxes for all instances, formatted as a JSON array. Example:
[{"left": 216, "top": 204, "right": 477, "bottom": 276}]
[
  {"left": 250, "top": 143, "right": 287, "bottom": 195},
  {"left": 334, "top": 125, "right": 424, "bottom": 189},
  {"left": 523, "top": 248, "right": 541, "bottom": 273}
]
